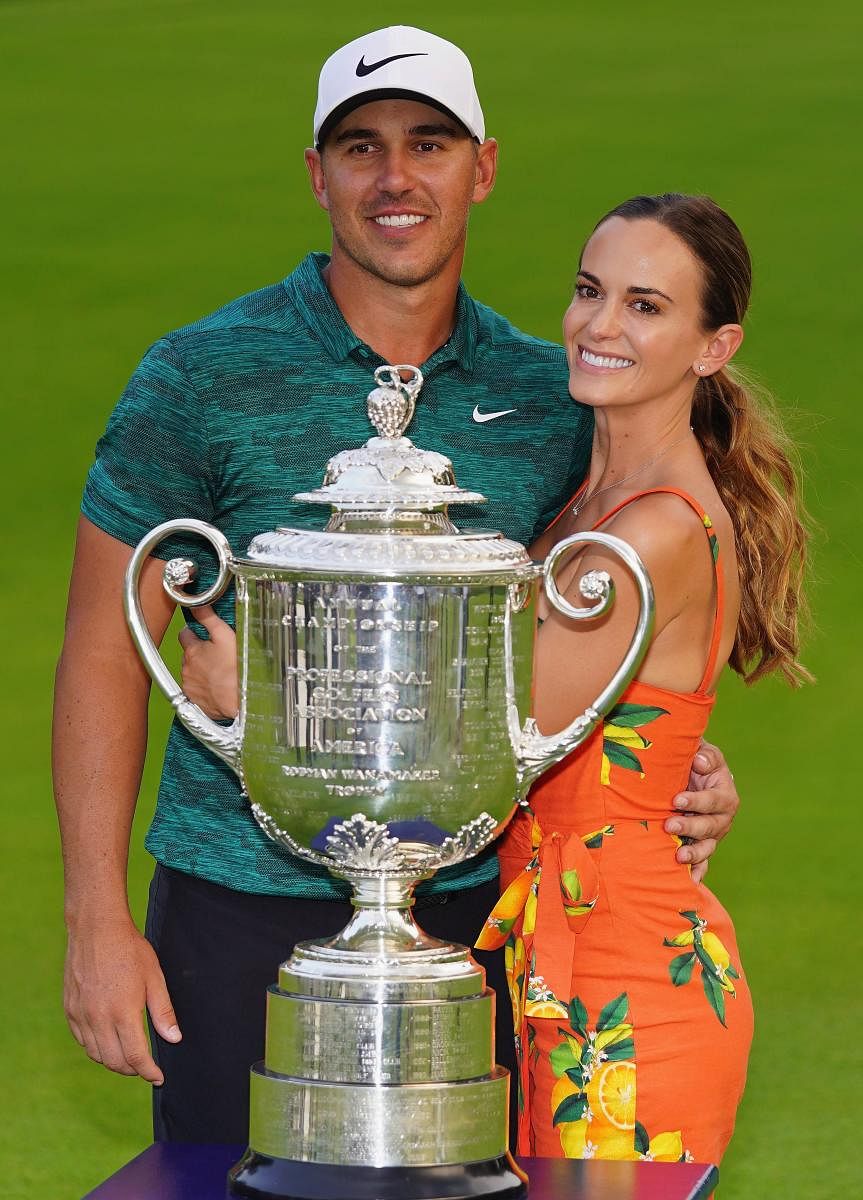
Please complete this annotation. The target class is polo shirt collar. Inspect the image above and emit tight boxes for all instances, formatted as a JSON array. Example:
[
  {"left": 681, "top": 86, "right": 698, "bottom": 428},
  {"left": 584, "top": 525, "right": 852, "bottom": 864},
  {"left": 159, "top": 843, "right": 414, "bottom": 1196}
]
[
  {"left": 433, "top": 283, "right": 477, "bottom": 373},
  {"left": 286, "top": 253, "right": 478, "bottom": 372},
  {"left": 287, "top": 253, "right": 363, "bottom": 361}
]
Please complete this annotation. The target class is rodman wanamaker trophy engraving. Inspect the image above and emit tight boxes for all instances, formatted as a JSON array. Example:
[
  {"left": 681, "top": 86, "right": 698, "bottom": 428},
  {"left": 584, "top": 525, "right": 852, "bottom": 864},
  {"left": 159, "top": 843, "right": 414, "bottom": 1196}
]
[{"left": 124, "top": 366, "right": 654, "bottom": 1200}]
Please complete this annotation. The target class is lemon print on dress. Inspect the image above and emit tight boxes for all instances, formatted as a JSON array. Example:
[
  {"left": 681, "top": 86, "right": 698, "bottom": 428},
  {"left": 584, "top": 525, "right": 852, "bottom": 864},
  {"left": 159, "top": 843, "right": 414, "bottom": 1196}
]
[
  {"left": 524, "top": 953, "right": 569, "bottom": 1019},
  {"left": 664, "top": 910, "right": 741, "bottom": 1025},
  {"left": 596, "top": 1061, "right": 637, "bottom": 1130},
  {"left": 546, "top": 991, "right": 690, "bottom": 1161},
  {"left": 600, "top": 703, "right": 670, "bottom": 785}
]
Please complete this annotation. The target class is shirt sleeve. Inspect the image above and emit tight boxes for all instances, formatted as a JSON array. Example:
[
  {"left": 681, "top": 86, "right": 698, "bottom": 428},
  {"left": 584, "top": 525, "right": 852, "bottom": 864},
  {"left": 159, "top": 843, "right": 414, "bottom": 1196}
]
[{"left": 82, "top": 336, "right": 215, "bottom": 560}]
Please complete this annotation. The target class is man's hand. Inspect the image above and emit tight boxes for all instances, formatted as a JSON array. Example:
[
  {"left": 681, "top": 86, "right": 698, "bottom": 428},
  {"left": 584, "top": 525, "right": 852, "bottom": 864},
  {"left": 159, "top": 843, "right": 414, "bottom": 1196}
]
[
  {"left": 64, "top": 917, "right": 181, "bottom": 1083},
  {"left": 664, "top": 739, "right": 739, "bottom": 884},
  {"left": 178, "top": 605, "right": 239, "bottom": 719},
  {"left": 54, "top": 519, "right": 181, "bottom": 1082}
]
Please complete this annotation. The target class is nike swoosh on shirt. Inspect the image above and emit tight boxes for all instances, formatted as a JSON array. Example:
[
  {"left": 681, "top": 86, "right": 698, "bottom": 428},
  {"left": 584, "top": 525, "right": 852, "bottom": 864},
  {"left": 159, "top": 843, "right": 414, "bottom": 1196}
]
[
  {"left": 356, "top": 53, "right": 428, "bottom": 77},
  {"left": 472, "top": 406, "right": 517, "bottom": 423}
]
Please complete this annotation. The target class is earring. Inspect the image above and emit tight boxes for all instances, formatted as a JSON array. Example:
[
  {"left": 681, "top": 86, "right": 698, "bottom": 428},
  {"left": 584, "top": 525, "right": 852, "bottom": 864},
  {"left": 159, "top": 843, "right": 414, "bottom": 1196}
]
[{"left": 697, "top": 363, "right": 706, "bottom": 373}]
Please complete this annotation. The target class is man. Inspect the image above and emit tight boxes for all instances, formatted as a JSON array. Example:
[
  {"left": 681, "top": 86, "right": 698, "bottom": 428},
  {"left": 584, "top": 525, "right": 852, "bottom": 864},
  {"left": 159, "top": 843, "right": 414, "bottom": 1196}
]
[{"left": 53, "top": 26, "right": 738, "bottom": 1143}]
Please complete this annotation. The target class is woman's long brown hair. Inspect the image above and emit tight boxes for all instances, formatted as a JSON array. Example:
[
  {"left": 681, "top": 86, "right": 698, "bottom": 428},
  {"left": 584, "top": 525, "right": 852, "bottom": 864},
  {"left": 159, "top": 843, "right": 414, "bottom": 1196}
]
[{"left": 595, "top": 194, "right": 811, "bottom": 686}]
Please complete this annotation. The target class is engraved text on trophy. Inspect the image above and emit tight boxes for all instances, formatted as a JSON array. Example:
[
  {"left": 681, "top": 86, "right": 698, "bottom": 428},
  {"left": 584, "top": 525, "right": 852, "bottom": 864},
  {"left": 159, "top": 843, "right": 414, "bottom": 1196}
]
[{"left": 240, "top": 579, "right": 535, "bottom": 851}]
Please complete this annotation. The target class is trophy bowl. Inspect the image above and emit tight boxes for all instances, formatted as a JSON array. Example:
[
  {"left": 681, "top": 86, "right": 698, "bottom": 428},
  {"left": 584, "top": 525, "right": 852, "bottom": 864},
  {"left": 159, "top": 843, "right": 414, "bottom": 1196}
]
[{"left": 125, "top": 366, "right": 654, "bottom": 1200}]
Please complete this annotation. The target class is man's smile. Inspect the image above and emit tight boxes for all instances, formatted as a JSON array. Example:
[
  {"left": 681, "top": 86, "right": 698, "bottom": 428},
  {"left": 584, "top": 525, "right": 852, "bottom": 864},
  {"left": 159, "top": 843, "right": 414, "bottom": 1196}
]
[{"left": 372, "top": 213, "right": 428, "bottom": 227}]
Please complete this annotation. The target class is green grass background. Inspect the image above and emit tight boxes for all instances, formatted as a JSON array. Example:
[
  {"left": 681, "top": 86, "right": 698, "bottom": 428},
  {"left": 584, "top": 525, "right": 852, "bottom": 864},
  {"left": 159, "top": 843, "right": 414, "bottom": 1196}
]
[{"left": 1, "top": 1, "right": 860, "bottom": 1196}]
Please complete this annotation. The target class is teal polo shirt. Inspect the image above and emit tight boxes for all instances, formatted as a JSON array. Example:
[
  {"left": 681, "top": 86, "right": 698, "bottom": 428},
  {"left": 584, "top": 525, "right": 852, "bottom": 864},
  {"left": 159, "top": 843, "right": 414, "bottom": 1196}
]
[{"left": 83, "top": 253, "right": 592, "bottom": 897}]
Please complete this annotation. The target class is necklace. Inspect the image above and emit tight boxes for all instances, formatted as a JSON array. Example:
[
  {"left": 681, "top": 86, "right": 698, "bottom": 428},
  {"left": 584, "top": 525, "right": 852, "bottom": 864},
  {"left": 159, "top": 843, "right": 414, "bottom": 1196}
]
[{"left": 572, "top": 428, "right": 694, "bottom": 518}]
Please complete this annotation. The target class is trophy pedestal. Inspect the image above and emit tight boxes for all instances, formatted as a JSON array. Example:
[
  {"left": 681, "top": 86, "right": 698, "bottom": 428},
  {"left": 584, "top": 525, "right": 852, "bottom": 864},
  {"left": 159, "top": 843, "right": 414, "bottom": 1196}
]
[
  {"left": 228, "top": 932, "right": 526, "bottom": 1199},
  {"left": 228, "top": 1154, "right": 527, "bottom": 1199}
]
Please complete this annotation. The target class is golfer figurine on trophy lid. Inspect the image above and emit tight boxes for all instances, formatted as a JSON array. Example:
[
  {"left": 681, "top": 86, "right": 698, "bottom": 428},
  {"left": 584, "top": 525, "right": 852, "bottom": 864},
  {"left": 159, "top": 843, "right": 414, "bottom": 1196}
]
[{"left": 124, "top": 365, "right": 655, "bottom": 1200}]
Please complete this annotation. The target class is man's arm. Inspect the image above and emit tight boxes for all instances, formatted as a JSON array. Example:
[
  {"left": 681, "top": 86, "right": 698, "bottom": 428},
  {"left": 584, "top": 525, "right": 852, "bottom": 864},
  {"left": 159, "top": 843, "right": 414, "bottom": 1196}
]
[
  {"left": 666, "top": 740, "right": 739, "bottom": 885},
  {"left": 53, "top": 516, "right": 180, "bottom": 1082}
]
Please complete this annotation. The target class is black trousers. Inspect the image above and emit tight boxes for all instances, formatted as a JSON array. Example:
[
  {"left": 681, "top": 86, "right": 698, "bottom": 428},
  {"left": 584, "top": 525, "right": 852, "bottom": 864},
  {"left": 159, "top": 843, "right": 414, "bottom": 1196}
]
[{"left": 145, "top": 864, "right": 516, "bottom": 1145}]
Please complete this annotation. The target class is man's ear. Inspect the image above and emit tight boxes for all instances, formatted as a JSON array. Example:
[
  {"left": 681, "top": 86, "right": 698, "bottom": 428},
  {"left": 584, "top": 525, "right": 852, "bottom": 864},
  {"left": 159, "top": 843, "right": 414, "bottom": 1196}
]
[
  {"left": 472, "top": 138, "right": 498, "bottom": 204},
  {"left": 694, "top": 323, "right": 744, "bottom": 377},
  {"left": 305, "top": 148, "right": 329, "bottom": 212}
]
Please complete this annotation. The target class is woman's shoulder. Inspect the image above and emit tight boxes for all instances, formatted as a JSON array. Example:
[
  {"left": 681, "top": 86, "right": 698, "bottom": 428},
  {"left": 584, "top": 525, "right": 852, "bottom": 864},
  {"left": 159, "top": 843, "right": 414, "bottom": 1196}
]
[
  {"left": 598, "top": 488, "right": 718, "bottom": 561},
  {"left": 595, "top": 488, "right": 729, "bottom": 619}
]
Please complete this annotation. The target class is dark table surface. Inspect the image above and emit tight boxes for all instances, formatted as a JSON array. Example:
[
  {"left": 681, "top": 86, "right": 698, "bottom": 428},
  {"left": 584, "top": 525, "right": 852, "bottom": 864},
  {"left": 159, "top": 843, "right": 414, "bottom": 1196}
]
[{"left": 83, "top": 1144, "right": 718, "bottom": 1200}]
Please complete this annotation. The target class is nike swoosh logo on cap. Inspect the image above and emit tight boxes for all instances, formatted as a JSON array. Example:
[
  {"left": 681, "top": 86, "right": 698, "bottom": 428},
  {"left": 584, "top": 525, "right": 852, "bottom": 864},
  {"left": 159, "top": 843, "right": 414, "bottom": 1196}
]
[
  {"left": 472, "top": 406, "right": 517, "bottom": 424},
  {"left": 356, "top": 52, "right": 428, "bottom": 77}
]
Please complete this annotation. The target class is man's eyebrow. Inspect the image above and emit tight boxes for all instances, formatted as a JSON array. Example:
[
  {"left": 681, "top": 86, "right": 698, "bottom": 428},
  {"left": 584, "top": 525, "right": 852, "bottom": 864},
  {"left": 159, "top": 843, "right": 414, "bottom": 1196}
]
[
  {"left": 408, "top": 123, "right": 463, "bottom": 138},
  {"left": 333, "top": 127, "right": 379, "bottom": 144},
  {"left": 333, "top": 122, "right": 463, "bottom": 145},
  {"left": 577, "top": 269, "right": 674, "bottom": 303}
]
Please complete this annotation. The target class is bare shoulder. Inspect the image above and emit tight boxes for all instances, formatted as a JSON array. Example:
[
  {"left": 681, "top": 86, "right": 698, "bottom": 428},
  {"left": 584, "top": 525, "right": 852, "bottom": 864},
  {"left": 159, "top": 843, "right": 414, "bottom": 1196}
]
[
  {"left": 582, "top": 493, "right": 717, "bottom": 628},
  {"left": 600, "top": 492, "right": 711, "bottom": 565}
]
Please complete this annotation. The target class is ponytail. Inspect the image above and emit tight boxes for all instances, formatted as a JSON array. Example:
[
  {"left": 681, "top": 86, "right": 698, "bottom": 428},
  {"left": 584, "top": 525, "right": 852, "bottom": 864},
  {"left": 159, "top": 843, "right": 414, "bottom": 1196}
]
[{"left": 692, "top": 365, "right": 812, "bottom": 686}]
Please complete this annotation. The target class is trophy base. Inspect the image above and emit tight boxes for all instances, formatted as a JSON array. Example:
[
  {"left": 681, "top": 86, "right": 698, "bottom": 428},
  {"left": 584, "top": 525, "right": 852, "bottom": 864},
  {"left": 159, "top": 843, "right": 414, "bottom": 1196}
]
[
  {"left": 229, "top": 895, "right": 524, "bottom": 1199},
  {"left": 227, "top": 1150, "right": 528, "bottom": 1199}
]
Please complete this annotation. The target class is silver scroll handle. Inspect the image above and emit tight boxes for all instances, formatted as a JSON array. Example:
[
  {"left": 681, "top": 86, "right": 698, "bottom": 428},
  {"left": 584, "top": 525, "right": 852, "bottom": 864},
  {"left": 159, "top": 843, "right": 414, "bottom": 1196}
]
[
  {"left": 511, "top": 530, "right": 655, "bottom": 794},
  {"left": 123, "top": 518, "right": 242, "bottom": 771}
]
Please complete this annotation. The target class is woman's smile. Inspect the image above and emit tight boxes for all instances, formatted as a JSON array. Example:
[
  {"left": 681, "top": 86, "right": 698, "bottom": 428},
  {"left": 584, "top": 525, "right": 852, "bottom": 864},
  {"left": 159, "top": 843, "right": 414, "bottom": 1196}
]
[{"left": 577, "top": 345, "right": 635, "bottom": 372}]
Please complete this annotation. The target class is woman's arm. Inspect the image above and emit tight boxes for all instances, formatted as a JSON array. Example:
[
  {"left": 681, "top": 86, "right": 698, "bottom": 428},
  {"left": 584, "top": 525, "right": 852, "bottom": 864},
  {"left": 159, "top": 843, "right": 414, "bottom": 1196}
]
[
  {"left": 532, "top": 493, "right": 741, "bottom": 881},
  {"left": 178, "top": 605, "right": 239, "bottom": 718},
  {"left": 533, "top": 493, "right": 715, "bottom": 734}
]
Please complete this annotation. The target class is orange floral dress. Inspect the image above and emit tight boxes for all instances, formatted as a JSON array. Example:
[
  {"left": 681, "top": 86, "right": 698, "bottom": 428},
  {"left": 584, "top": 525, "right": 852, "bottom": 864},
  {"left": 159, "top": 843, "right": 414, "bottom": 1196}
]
[{"left": 477, "top": 487, "right": 753, "bottom": 1165}]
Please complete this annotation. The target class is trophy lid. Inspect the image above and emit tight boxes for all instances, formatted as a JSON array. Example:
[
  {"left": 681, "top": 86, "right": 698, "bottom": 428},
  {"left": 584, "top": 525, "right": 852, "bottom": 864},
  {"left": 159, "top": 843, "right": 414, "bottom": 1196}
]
[
  {"left": 293, "top": 365, "right": 486, "bottom": 511},
  {"left": 240, "top": 365, "right": 536, "bottom": 577}
]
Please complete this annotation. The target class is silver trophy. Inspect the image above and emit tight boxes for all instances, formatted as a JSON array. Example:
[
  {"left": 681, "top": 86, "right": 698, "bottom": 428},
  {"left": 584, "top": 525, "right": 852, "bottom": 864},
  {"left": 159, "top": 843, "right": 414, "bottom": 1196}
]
[{"left": 125, "top": 366, "right": 654, "bottom": 1200}]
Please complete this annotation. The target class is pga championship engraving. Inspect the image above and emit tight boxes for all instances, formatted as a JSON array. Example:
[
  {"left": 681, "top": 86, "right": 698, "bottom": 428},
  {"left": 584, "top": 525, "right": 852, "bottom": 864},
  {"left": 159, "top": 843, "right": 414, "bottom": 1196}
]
[{"left": 124, "top": 364, "right": 654, "bottom": 1200}]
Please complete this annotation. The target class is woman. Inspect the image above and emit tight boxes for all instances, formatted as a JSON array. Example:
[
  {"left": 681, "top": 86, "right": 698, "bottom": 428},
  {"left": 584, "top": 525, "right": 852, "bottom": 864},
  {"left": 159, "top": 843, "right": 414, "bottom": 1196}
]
[{"left": 476, "top": 193, "right": 809, "bottom": 1164}]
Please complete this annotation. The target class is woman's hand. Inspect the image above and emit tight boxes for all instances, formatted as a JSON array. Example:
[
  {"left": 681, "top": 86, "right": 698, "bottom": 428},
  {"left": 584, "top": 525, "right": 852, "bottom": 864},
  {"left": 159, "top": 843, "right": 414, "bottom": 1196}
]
[
  {"left": 178, "top": 605, "right": 239, "bottom": 719},
  {"left": 665, "top": 739, "right": 739, "bottom": 884}
]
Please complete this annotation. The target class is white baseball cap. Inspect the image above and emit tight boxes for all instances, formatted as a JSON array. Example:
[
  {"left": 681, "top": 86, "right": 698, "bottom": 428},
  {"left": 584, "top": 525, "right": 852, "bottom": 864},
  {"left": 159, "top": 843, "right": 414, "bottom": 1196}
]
[{"left": 314, "top": 26, "right": 485, "bottom": 147}]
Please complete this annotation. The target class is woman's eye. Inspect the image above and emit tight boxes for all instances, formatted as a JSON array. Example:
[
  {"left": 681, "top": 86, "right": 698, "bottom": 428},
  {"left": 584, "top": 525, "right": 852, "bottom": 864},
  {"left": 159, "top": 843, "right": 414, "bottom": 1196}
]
[
  {"left": 575, "top": 283, "right": 600, "bottom": 299},
  {"left": 632, "top": 299, "right": 660, "bottom": 314}
]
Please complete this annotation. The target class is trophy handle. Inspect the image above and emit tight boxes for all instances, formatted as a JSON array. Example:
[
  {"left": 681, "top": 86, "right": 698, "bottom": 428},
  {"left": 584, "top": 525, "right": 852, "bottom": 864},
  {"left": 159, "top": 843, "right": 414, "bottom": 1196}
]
[
  {"left": 513, "top": 531, "right": 655, "bottom": 794},
  {"left": 123, "top": 518, "right": 242, "bottom": 773}
]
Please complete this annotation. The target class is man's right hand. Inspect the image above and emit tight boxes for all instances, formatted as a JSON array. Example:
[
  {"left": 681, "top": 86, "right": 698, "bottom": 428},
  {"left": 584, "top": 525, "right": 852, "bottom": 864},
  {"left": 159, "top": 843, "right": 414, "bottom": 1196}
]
[
  {"left": 53, "top": 518, "right": 180, "bottom": 1084},
  {"left": 179, "top": 605, "right": 239, "bottom": 719},
  {"left": 63, "top": 918, "right": 181, "bottom": 1084}
]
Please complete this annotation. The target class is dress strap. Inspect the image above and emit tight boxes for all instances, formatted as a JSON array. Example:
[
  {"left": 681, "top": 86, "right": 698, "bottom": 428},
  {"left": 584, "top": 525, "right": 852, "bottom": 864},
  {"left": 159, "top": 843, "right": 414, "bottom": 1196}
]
[{"left": 592, "top": 487, "right": 725, "bottom": 694}]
